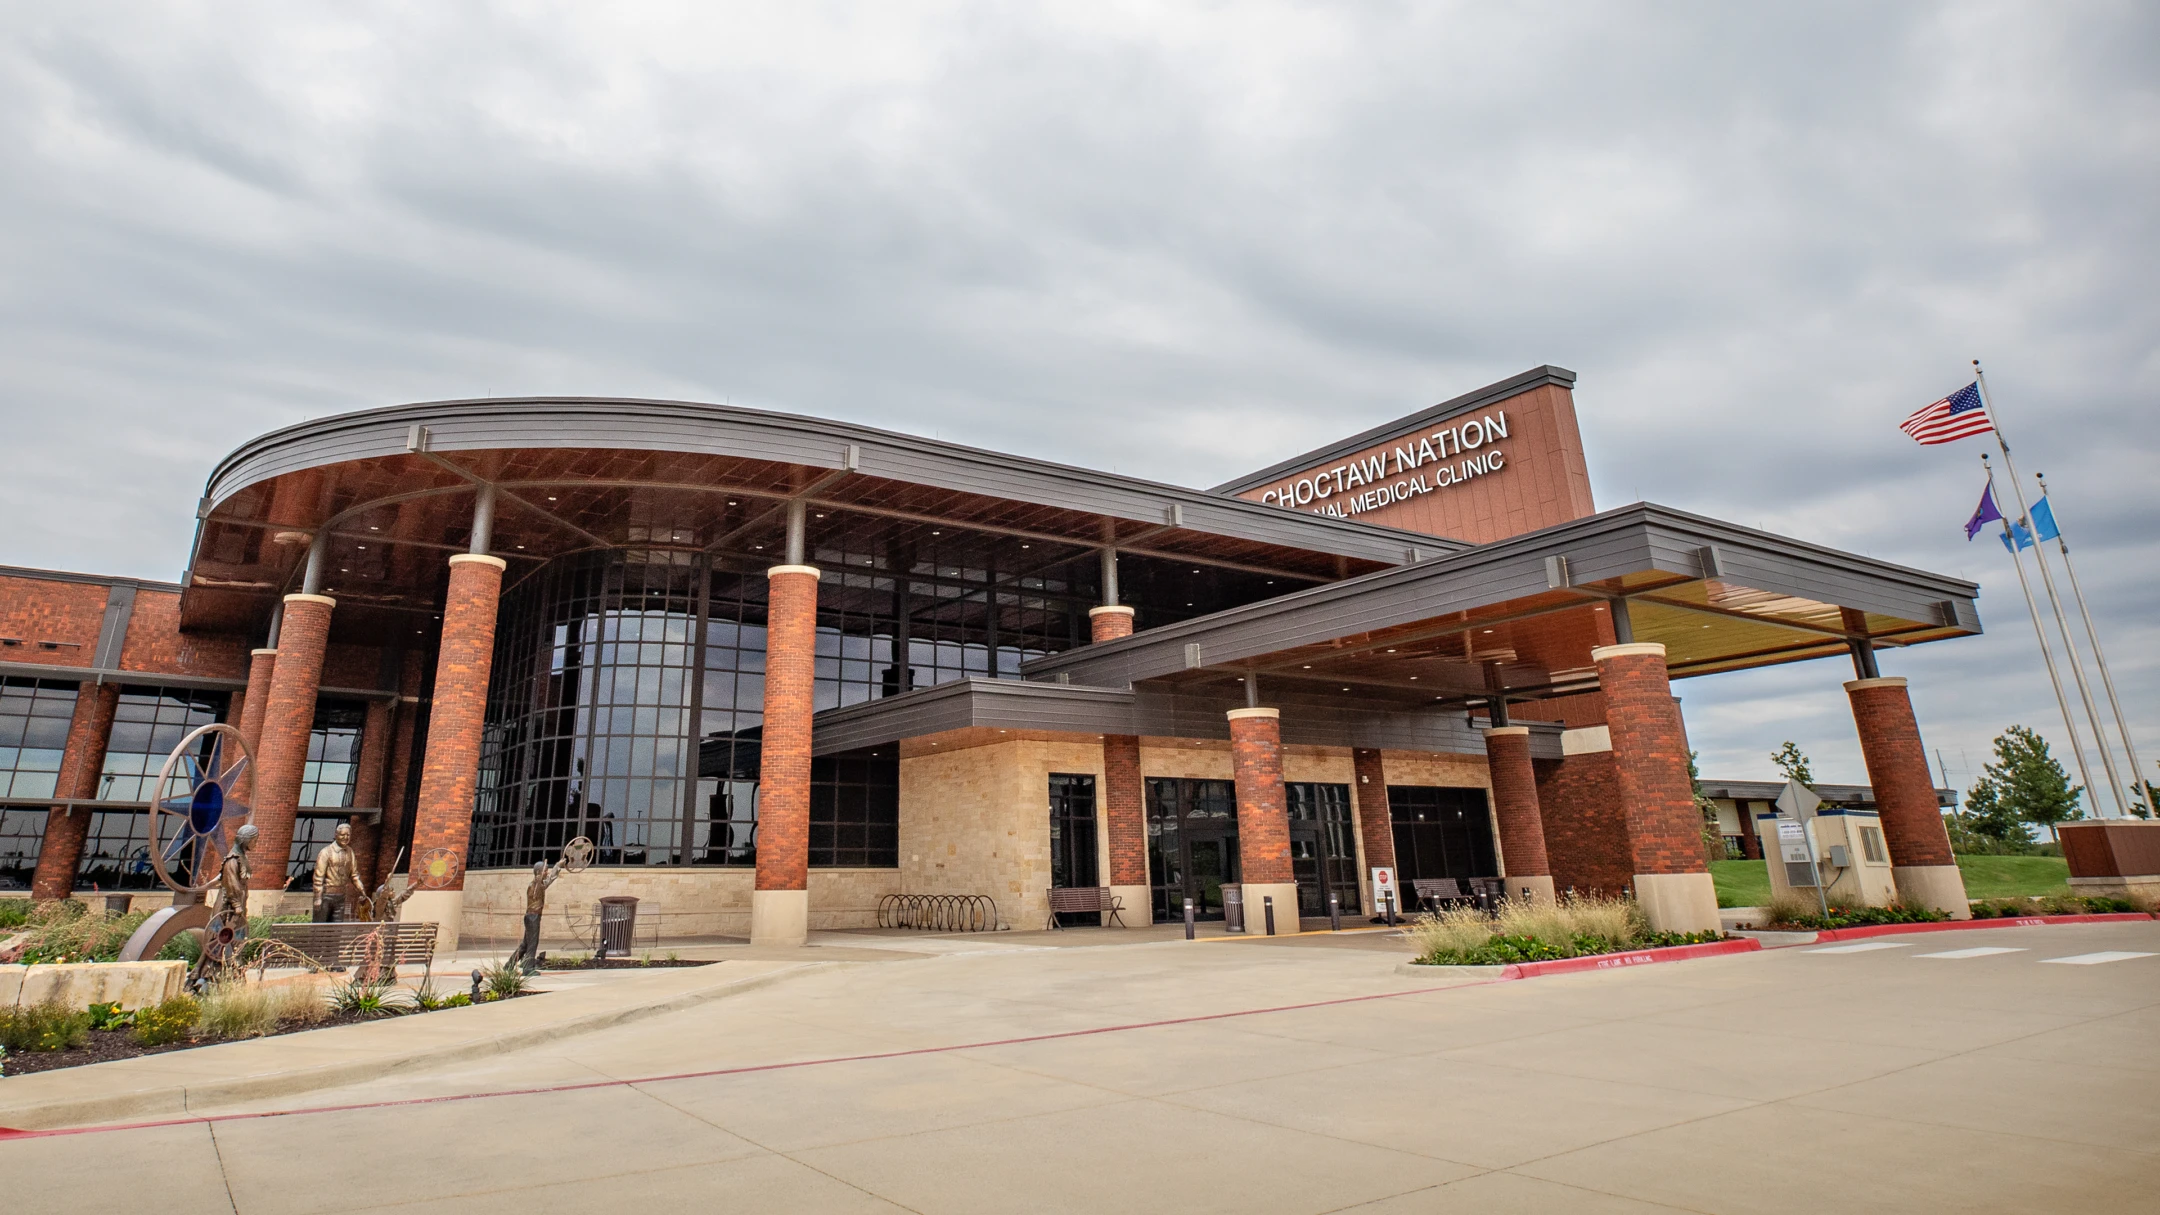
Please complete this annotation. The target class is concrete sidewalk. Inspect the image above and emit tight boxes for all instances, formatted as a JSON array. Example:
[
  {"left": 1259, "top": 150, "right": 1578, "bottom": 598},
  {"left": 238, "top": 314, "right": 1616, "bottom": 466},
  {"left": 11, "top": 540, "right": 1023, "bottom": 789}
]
[{"left": 0, "top": 957, "right": 824, "bottom": 1130}]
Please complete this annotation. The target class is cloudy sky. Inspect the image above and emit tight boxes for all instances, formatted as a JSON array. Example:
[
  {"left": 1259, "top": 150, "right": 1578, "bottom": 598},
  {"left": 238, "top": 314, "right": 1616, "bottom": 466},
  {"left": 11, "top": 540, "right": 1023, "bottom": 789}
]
[{"left": 2, "top": 2, "right": 2154, "bottom": 801}]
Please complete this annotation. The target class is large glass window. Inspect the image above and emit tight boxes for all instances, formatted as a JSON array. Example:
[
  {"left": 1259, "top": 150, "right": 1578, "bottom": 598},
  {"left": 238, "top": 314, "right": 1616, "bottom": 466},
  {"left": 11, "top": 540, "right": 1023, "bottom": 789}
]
[
  {"left": 298, "top": 701, "right": 366, "bottom": 809},
  {"left": 76, "top": 809, "right": 160, "bottom": 890},
  {"left": 809, "top": 753, "right": 899, "bottom": 868},
  {"left": 1388, "top": 785, "right": 1497, "bottom": 888},
  {"left": 97, "top": 687, "right": 227, "bottom": 801},
  {"left": 1048, "top": 773, "right": 1098, "bottom": 892},
  {"left": 0, "top": 678, "right": 76, "bottom": 800},
  {"left": 0, "top": 806, "right": 46, "bottom": 890}
]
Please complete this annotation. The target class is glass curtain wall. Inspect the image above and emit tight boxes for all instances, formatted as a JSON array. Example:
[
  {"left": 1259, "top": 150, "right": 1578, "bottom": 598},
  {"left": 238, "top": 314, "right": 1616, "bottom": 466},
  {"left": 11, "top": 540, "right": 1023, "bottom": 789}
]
[{"left": 81, "top": 687, "right": 227, "bottom": 890}]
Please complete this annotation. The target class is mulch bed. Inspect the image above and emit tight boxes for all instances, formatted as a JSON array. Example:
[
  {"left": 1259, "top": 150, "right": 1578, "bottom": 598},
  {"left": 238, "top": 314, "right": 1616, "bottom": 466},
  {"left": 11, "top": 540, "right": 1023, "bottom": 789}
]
[
  {"left": 538, "top": 956, "right": 714, "bottom": 970},
  {"left": 1, "top": 993, "right": 542, "bottom": 1079}
]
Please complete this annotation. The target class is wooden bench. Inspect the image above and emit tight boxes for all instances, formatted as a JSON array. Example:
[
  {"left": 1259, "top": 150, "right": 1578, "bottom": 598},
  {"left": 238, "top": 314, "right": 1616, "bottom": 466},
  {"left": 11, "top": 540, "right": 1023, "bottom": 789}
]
[
  {"left": 265, "top": 921, "right": 439, "bottom": 979},
  {"left": 1045, "top": 887, "right": 1127, "bottom": 930}
]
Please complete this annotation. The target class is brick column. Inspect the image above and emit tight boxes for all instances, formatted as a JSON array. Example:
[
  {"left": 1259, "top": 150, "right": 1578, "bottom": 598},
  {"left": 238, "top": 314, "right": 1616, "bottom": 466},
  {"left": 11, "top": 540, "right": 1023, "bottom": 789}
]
[
  {"left": 1847, "top": 676, "right": 1969, "bottom": 917},
  {"left": 1485, "top": 726, "right": 1555, "bottom": 904},
  {"left": 753, "top": 564, "right": 819, "bottom": 946},
  {"left": 29, "top": 681, "right": 120, "bottom": 902},
  {"left": 248, "top": 593, "right": 335, "bottom": 915},
  {"left": 1351, "top": 747, "right": 1396, "bottom": 916},
  {"left": 235, "top": 647, "right": 277, "bottom": 800},
  {"left": 1087, "top": 605, "right": 1134, "bottom": 643},
  {"left": 1593, "top": 642, "right": 1717, "bottom": 932},
  {"left": 1228, "top": 707, "right": 1296, "bottom": 932},
  {"left": 401, "top": 555, "right": 506, "bottom": 948},
  {"left": 1100, "top": 733, "right": 1148, "bottom": 924},
  {"left": 347, "top": 698, "right": 394, "bottom": 886}
]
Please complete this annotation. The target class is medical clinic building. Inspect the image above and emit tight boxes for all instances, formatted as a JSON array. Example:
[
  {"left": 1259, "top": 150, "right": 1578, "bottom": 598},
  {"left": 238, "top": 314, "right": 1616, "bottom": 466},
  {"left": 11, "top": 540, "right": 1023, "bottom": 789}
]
[{"left": 0, "top": 367, "right": 1985, "bottom": 945}]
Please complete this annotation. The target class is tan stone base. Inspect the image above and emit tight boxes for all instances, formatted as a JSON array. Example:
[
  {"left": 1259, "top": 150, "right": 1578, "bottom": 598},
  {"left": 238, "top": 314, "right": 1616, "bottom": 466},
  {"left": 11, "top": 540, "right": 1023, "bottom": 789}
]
[
  {"left": 1634, "top": 872, "right": 1719, "bottom": 934},
  {"left": 751, "top": 888, "right": 808, "bottom": 947},
  {"left": 1109, "top": 884, "right": 1152, "bottom": 927},
  {"left": 2068, "top": 874, "right": 2160, "bottom": 898},
  {"left": 1240, "top": 882, "right": 1300, "bottom": 934},
  {"left": 1504, "top": 875, "right": 1558, "bottom": 905},
  {"left": 7, "top": 960, "right": 186, "bottom": 1011},
  {"left": 402, "top": 889, "right": 466, "bottom": 951},
  {"left": 1893, "top": 864, "right": 1972, "bottom": 919}
]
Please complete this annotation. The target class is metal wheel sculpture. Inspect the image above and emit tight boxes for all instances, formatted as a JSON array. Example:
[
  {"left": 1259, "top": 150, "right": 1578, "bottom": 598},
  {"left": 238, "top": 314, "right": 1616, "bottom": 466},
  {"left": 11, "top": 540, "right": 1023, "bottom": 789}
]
[
  {"left": 560, "top": 836, "right": 595, "bottom": 873},
  {"left": 413, "top": 846, "right": 463, "bottom": 890},
  {"left": 146, "top": 722, "right": 252, "bottom": 893}
]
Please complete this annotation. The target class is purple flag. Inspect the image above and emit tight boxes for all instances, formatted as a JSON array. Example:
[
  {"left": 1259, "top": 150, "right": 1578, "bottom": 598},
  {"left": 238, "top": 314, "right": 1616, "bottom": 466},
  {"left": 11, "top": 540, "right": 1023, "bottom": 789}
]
[{"left": 1965, "top": 482, "right": 2004, "bottom": 540}]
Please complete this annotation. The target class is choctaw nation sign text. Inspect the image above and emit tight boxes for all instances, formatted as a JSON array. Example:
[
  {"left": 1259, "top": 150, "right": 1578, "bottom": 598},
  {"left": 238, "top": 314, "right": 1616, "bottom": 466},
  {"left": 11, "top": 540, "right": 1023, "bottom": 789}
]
[{"left": 1259, "top": 410, "right": 1511, "bottom": 519}]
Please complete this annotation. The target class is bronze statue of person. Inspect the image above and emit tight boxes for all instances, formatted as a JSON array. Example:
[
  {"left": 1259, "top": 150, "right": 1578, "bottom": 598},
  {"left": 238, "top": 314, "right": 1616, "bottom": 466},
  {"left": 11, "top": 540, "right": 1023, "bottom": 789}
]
[
  {"left": 368, "top": 876, "right": 416, "bottom": 922},
  {"left": 312, "top": 822, "right": 364, "bottom": 922},
  {"left": 193, "top": 823, "right": 257, "bottom": 989},
  {"left": 505, "top": 858, "right": 565, "bottom": 974}
]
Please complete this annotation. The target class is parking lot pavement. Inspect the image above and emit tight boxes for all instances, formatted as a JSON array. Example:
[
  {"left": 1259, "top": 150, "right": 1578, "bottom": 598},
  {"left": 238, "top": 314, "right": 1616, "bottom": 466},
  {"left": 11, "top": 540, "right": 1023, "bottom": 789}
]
[{"left": 5, "top": 921, "right": 2156, "bottom": 1213}]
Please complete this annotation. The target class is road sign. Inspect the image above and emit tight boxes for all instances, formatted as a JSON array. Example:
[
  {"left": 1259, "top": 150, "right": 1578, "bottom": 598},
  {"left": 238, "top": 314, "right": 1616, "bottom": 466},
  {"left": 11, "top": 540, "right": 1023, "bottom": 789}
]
[
  {"left": 1370, "top": 867, "right": 1396, "bottom": 911},
  {"left": 1773, "top": 779, "right": 1829, "bottom": 913},
  {"left": 1774, "top": 777, "right": 1822, "bottom": 820}
]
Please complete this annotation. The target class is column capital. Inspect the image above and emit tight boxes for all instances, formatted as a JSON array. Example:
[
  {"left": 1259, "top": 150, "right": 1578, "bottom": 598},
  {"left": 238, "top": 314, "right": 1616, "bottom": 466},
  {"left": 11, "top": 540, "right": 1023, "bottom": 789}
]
[
  {"left": 250, "top": 647, "right": 278, "bottom": 657},
  {"left": 1485, "top": 725, "right": 1531, "bottom": 737},
  {"left": 1844, "top": 676, "right": 1909, "bottom": 692},
  {"left": 283, "top": 592, "right": 336, "bottom": 609},
  {"left": 1591, "top": 641, "right": 1666, "bottom": 662},
  {"left": 1087, "top": 605, "right": 1135, "bottom": 619},
  {"left": 1226, "top": 706, "right": 1280, "bottom": 722},
  {"left": 766, "top": 564, "right": 821, "bottom": 581},
  {"left": 447, "top": 553, "right": 508, "bottom": 572}
]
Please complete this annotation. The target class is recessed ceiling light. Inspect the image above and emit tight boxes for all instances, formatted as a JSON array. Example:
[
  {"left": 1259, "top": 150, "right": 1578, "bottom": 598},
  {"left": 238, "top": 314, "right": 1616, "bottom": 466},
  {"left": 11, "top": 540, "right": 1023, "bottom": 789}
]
[
  {"left": 727, "top": 500, "right": 737, "bottom": 506},
  {"left": 1021, "top": 544, "right": 1030, "bottom": 549},
  {"left": 547, "top": 496, "right": 557, "bottom": 501},
  {"left": 517, "top": 545, "right": 526, "bottom": 550},
  {"left": 368, "top": 525, "right": 379, "bottom": 532},
  {"left": 340, "top": 567, "right": 350, "bottom": 572},
  {"left": 1342, "top": 686, "right": 1351, "bottom": 691},
  {"left": 1409, "top": 676, "right": 1418, "bottom": 680},
  {"left": 357, "top": 545, "right": 367, "bottom": 550},
  {"left": 1482, "top": 629, "right": 1494, "bottom": 634},
  {"left": 1385, "top": 648, "right": 1395, "bottom": 653},
  {"left": 815, "top": 513, "right": 825, "bottom": 519},
  {"left": 1302, "top": 664, "right": 1311, "bottom": 669}
]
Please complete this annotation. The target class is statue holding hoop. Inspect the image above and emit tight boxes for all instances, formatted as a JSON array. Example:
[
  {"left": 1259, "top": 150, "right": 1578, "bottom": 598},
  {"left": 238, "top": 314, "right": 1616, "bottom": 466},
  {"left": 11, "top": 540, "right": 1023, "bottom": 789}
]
[{"left": 505, "top": 837, "right": 593, "bottom": 973}]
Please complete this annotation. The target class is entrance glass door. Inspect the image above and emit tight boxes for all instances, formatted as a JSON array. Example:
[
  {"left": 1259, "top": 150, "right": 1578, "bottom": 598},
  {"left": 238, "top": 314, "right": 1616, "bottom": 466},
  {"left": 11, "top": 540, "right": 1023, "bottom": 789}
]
[
  {"left": 1146, "top": 777, "right": 1240, "bottom": 922},
  {"left": 1288, "top": 782, "right": 1361, "bottom": 917}
]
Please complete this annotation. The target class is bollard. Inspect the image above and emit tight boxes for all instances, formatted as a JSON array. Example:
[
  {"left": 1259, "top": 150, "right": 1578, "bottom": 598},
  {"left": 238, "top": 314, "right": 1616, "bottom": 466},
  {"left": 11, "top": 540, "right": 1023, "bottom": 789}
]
[
  {"left": 1263, "top": 895, "right": 1276, "bottom": 936},
  {"left": 1184, "top": 897, "right": 1195, "bottom": 940},
  {"left": 1328, "top": 892, "right": 1341, "bottom": 932},
  {"left": 1384, "top": 892, "right": 1396, "bottom": 927}
]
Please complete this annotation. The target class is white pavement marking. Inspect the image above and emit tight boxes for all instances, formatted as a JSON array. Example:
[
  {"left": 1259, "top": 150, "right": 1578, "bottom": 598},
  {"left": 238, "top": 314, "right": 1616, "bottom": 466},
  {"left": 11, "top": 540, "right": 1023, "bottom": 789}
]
[
  {"left": 2038, "top": 951, "right": 2158, "bottom": 966},
  {"left": 1915, "top": 947, "right": 2027, "bottom": 959},
  {"left": 1805, "top": 941, "right": 1910, "bottom": 954}
]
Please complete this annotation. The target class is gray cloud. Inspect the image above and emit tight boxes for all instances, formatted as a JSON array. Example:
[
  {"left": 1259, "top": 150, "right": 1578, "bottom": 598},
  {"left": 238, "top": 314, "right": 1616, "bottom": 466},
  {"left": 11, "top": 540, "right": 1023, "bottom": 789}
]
[{"left": 1, "top": 1, "right": 2154, "bottom": 800}]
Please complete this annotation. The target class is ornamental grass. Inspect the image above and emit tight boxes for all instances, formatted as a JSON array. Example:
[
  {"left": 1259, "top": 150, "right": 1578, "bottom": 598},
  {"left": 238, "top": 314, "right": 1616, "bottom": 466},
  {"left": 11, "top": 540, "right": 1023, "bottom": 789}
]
[
  {"left": 197, "top": 979, "right": 329, "bottom": 1039},
  {"left": 1408, "top": 893, "right": 1678, "bottom": 965}
]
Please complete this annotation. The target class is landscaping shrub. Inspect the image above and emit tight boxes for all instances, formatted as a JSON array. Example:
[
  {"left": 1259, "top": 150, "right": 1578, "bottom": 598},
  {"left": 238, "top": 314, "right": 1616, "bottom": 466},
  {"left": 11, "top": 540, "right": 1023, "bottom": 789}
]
[
  {"left": 133, "top": 995, "right": 200, "bottom": 1046},
  {"left": 0, "top": 898, "right": 30, "bottom": 929},
  {"left": 0, "top": 1000, "right": 92, "bottom": 1053},
  {"left": 86, "top": 1001, "right": 136, "bottom": 1031},
  {"left": 327, "top": 977, "right": 414, "bottom": 1018},
  {"left": 1758, "top": 897, "right": 1948, "bottom": 930},
  {"left": 481, "top": 961, "right": 532, "bottom": 1000},
  {"left": 14, "top": 901, "right": 152, "bottom": 964},
  {"left": 1969, "top": 893, "right": 2156, "bottom": 919},
  {"left": 199, "top": 980, "right": 328, "bottom": 1038},
  {"left": 1410, "top": 894, "right": 1705, "bottom": 965}
]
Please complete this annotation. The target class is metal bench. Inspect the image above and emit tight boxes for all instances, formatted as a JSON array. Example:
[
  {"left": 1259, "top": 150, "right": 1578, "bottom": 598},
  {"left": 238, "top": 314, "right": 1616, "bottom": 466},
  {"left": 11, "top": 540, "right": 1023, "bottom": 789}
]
[
  {"left": 1409, "top": 877, "right": 1471, "bottom": 914},
  {"left": 1045, "top": 886, "right": 1127, "bottom": 930},
  {"left": 265, "top": 921, "right": 439, "bottom": 979}
]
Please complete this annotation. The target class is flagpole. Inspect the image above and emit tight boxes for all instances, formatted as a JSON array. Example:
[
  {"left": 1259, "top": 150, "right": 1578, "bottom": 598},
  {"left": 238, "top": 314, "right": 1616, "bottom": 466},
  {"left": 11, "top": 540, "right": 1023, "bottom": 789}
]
[
  {"left": 1980, "top": 453, "right": 2100, "bottom": 816},
  {"left": 2034, "top": 471, "right": 2155, "bottom": 817},
  {"left": 1973, "top": 361, "right": 2126, "bottom": 816}
]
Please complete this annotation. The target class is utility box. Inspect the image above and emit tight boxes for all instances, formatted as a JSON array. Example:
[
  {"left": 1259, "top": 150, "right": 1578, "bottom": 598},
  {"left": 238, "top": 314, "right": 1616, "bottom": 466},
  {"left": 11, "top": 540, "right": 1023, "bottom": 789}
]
[{"left": 1755, "top": 810, "right": 1899, "bottom": 908}]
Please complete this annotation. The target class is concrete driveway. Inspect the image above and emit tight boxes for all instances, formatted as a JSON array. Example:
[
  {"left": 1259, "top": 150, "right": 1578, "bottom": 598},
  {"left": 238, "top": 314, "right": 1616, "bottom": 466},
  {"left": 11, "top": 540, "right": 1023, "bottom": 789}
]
[{"left": 5, "top": 921, "right": 2156, "bottom": 1213}]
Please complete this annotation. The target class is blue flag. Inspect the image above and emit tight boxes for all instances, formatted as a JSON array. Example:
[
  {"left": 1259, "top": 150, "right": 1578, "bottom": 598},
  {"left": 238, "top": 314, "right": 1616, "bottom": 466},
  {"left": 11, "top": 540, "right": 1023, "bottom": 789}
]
[
  {"left": 1965, "top": 483, "right": 2004, "bottom": 540},
  {"left": 2001, "top": 521, "right": 2034, "bottom": 553},
  {"left": 2031, "top": 496, "right": 2060, "bottom": 542}
]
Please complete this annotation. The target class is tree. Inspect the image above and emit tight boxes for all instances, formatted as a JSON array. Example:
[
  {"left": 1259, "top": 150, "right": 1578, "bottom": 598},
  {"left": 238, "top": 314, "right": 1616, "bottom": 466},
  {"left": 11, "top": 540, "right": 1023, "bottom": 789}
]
[
  {"left": 1968, "top": 725, "right": 2083, "bottom": 840},
  {"left": 2129, "top": 763, "right": 2157, "bottom": 820},
  {"left": 1959, "top": 774, "right": 2036, "bottom": 847},
  {"left": 1769, "top": 741, "right": 1814, "bottom": 786},
  {"left": 1689, "top": 751, "right": 1725, "bottom": 859}
]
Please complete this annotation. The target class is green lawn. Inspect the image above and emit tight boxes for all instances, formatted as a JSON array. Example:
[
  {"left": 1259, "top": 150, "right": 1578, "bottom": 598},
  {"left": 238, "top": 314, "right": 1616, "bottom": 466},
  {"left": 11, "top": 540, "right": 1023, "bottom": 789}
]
[{"left": 1709, "top": 855, "right": 2071, "bottom": 908}]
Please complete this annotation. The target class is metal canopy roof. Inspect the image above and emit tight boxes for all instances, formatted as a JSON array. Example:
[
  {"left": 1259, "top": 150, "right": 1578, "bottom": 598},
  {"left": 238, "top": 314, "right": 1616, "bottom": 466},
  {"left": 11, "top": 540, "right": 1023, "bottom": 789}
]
[
  {"left": 1020, "top": 503, "right": 1983, "bottom": 706},
  {"left": 181, "top": 396, "right": 1467, "bottom": 641}
]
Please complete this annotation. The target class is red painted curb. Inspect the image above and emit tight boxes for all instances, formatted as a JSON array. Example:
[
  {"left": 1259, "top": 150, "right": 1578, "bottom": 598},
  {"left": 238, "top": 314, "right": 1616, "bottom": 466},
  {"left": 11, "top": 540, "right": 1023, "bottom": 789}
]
[
  {"left": 1501, "top": 937, "right": 1762, "bottom": 979},
  {"left": 1811, "top": 913, "right": 2153, "bottom": 943}
]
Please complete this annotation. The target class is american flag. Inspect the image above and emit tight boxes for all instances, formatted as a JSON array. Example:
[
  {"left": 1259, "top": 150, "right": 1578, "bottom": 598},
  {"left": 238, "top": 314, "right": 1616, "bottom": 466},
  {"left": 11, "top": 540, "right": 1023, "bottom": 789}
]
[{"left": 1899, "top": 382, "right": 1993, "bottom": 445}]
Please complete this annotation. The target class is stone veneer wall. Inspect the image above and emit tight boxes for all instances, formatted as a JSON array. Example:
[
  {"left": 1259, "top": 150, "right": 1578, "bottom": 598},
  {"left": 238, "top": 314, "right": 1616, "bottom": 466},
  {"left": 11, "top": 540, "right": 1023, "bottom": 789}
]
[
  {"left": 901, "top": 737, "right": 1110, "bottom": 932},
  {"left": 459, "top": 864, "right": 902, "bottom": 947}
]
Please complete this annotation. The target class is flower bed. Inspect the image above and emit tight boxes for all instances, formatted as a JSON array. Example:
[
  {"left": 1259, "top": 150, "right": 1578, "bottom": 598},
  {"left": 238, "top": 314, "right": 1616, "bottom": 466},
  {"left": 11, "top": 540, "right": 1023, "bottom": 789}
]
[
  {"left": 0, "top": 962, "right": 543, "bottom": 1079},
  {"left": 1404, "top": 894, "right": 1731, "bottom": 966}
]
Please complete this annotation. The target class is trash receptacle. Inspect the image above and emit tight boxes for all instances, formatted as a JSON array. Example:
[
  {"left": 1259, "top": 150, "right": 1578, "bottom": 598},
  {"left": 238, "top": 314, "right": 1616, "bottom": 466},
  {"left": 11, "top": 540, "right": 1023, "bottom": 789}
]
[
  {"left": 597, "top": 896, "right": 638, "bottom": 958},
  {"left": 1222, "top": 884, "right": 1245, "bottom": 934}
]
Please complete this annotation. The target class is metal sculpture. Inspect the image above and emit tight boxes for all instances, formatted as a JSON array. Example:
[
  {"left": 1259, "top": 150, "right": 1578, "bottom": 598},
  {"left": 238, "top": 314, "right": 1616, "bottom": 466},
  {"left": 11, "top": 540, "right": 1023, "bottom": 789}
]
[
  {"left": 118, "top": 723, "right": 253, "bottom": 964},
  {"left": 311, "top": 823, "right": 364, "bottom": 921},
  {"left": 193, "top": 822, "right": 258, "bottom": 988},
  {"left": 412, "top": 846, "right": 463, "bottom": 891},
  {"left": 505, "top": 839, "right": 588, "bottom": 972}
]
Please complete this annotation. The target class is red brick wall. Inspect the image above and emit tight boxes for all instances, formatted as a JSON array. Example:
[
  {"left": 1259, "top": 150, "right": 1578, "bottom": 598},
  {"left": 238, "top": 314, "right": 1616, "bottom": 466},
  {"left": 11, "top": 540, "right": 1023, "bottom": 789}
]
[
  {"left": 1847, "top": 678, "right": 1955, "bottom": 868},
  {"left": 348, "top": 698, "right": 393, "bottom": 882},
  {"left": 250, "top": 595, "right": 334, "bottom": 891},
  {"left": 1485, "top": 728, "right": 1550, "bottom": 878},
  {"left": 409, "top": 557, "right": 506, "bottom": 892},
  {"left": 1597, "top": 645, "right": 1707, "bottom": 878},
  {"left": 29, "top": 682, "right": 118, "bottom": 900},
  {"left": 1352, "top": 747, "right": 1394, "bottom": 870},
  {"left": 1102, "top": 734, "right": 1147, "bottom": 886},
  {"left": 1533, "top": 753, "right": 1632, "bottom": 896},
  {"left": 236, "top": 649, "right": 277, "bottom": 800},
  {"left": 321, "top": 642, "right": 386, "bottom": 692},
  {"left": 1229, "top": 710, "right": 1292, "bottom": 885},
  {"left": 2060, "top": 821, "right": 2160, "bottom": 879},
  {"left": 756, "top": 567, "right": 818, "bottom": 893},
  {"left": 373, "top": 653, "right": 426, "bottom": 888},
  {"left": 118, "top": 590, "right": 250, "bottom": 679},
  {"left": 0, "top": 576, "right": 105, "bottom": 666}
]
